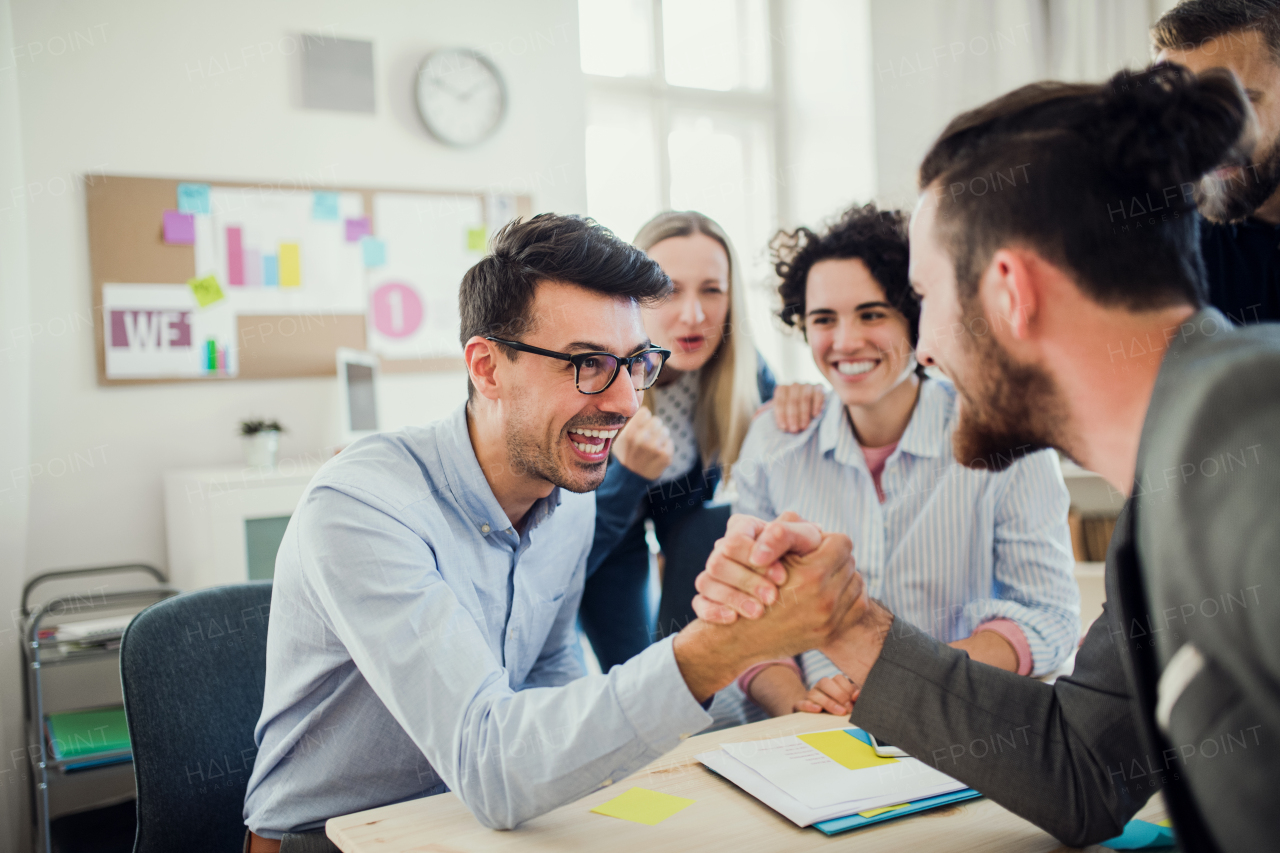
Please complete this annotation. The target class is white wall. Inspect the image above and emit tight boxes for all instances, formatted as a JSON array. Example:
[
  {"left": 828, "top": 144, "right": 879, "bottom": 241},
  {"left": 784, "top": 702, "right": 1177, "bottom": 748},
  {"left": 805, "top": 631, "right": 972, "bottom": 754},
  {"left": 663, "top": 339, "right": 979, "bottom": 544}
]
[
  {"left": 0, "top": 1, "right": 33, "bottom": 848},
  {"left": 869, "top": 0, "right": 1045, "bottom": 209},
  {"left": 0, "top": 1, "right": 584, "bottom": 847}
]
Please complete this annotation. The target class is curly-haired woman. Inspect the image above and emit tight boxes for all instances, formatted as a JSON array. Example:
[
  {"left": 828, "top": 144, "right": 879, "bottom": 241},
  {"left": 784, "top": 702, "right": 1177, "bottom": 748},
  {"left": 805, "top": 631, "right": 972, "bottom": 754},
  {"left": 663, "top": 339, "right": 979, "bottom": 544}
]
[{"left": 731, "top": 203, "right": 1081, "bottom": 719}]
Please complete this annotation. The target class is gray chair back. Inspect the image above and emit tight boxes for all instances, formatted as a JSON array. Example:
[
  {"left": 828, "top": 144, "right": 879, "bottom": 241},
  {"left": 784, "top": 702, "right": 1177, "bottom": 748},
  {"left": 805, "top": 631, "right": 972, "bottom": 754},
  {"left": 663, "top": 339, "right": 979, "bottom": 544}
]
[{"left": 121, "top": 582, "right": 272, "bottom": 853}]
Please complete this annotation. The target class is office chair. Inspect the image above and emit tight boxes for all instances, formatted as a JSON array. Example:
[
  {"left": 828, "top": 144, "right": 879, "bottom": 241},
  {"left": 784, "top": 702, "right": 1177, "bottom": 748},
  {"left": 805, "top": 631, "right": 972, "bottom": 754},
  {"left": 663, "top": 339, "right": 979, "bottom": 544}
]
[{"left": 120, "top": 582, "right": 272, "bottom": 853}]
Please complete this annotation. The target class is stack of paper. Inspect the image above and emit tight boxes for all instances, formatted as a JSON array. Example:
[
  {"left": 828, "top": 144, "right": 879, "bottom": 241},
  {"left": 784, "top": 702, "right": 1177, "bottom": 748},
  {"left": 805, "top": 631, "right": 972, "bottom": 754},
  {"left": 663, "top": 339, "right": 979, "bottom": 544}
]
[{"left": 698, "top": 727, "right": 974, "bottom": 828}]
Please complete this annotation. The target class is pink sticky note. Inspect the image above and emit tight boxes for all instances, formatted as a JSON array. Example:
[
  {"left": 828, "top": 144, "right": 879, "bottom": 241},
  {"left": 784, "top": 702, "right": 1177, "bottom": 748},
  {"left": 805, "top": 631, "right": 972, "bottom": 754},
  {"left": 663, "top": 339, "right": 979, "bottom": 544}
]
[
  {"left": 163, "top": 210, "right": 195, "bottom": 245},
  {"left": 345, "top": 216, "right": 371, "bottom": 242},
  {"left": 226, "top": 226, "right": 244, "bottom": 285}
]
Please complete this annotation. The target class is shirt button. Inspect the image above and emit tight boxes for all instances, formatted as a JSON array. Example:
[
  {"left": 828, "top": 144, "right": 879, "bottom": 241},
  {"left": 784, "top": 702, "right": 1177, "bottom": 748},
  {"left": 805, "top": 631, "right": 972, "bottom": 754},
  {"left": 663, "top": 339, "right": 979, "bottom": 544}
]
[{"left": 480, "top": 523, "right": 491, "bottom": 534}]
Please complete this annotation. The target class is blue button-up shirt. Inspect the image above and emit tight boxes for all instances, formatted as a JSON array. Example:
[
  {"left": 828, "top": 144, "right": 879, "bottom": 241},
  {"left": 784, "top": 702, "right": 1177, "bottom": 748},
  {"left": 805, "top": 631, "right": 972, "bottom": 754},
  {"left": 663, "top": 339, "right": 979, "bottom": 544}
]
[
  {"left": 732, "top": 377, "right": 1080, "bottom": 681},
  {"left": 243, "top": 404, "right": 712, "bottom": 836}
]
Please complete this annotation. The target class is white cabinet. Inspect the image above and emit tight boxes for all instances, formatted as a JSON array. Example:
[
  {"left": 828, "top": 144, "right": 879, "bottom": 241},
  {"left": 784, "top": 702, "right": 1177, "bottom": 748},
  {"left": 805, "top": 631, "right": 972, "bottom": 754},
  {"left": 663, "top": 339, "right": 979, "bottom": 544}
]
[{"left": 163, "top": 461, "right": 324, "bottom": 590}]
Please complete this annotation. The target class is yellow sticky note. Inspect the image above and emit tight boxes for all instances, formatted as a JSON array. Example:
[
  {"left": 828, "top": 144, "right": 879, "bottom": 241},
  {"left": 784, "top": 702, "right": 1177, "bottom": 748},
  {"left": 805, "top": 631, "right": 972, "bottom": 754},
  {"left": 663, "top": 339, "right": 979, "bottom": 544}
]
[
  {"left": 467, "top": 226, "right": 487, "bottom": 252},
  {"left": 279, "top": 243, "right": 301, "bottom": 287},
  {"left": 798, "top": 730, "right": 899, "bottom": 771},
  {"left": 187, "top": 274, "right": 224, "bottom": 308},
  {"left": 858, "top": 803, "right": 910, "bottom": 818},
  {"left": 590, "top": 787, "right": 695, "bottom": 826}
]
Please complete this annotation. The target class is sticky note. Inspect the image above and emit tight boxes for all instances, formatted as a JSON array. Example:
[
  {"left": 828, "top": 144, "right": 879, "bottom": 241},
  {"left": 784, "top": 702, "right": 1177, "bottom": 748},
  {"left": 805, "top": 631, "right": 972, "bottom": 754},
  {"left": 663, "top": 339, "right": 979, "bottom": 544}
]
[
  {"left": 361, "top": 237, "right": 386, "bottom": 267},
  {"left": 177, "top": 183, "right": 210, "bottom": 215},
  {"left": 798, "top": 730, "right": 899, "bottom": 771},
  {"left": 244, "top": 249, "right": 262, "bottom": 287},
  {"left": 1100, "top": 819, "right": 1176, "bottom": 850},
  {"left": 163, "top": 210, "right": 195, "bottom": 245},
  {"left": 313, "top": 191, "right": 340, "bottom": 220},
  {"left": 590, "top": 787, "right": 694, "bottom": 826},
  {"left": 226, "top": 227, "right": 244, "bottom": 285},
  {"left": 858, "top": 803, "right": 910, "bottom": 819},
  {"left": 345, "top": 216, "right": 371, "bottom": 242},
  {"left": 279, "top": 243, "right": 301, "bottom": 287},
  {"left": 263, "top": 255, "right": 279, "bottom": 287},
  {"left": 467, "top": 226, "right": 487, "bottom": 252},
  {"left": 188, "top": 274, "right": 224, "bottom": 308}
]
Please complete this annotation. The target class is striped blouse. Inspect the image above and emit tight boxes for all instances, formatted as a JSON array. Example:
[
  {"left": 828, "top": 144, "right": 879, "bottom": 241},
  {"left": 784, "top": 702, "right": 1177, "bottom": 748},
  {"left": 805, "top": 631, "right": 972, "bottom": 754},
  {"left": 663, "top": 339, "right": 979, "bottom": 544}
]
[{"left": 731, "top": 377, "right": 1080, "bottom": 683}]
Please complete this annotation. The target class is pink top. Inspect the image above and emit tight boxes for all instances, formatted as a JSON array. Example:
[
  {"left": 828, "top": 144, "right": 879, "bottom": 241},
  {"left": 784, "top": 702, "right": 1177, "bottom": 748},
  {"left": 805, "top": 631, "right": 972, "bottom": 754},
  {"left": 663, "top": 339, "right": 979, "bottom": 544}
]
[
  {"left": 736, "top": 657, "right": 802, "bottom": 696},
  {"left": 860, "top": 440, "right": 898, "bottom": 502},
  {"left": 973, "top": 618, "right": 1034, "bottom": 676}
]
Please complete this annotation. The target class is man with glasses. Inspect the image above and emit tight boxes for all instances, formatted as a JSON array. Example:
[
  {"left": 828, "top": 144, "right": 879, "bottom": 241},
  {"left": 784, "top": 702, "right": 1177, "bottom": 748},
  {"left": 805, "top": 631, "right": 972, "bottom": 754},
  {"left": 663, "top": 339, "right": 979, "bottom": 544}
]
[{"left": 243, "top": 214, "right": 866, "bottom": 851}]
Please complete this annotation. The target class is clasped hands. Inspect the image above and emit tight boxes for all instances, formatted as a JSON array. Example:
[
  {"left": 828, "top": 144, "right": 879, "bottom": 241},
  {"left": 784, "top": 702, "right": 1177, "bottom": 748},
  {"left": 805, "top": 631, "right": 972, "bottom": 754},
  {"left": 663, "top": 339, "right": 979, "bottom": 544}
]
[{"left": 687, "top": 511, "right": 894, "bottom": 709}]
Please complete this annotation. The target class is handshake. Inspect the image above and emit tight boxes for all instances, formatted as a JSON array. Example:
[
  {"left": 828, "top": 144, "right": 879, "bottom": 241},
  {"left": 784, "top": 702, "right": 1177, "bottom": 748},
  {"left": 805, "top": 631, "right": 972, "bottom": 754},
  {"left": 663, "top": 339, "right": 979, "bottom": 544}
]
[{"left": 671, "top": 511, "right": 896, "bottom": 707}]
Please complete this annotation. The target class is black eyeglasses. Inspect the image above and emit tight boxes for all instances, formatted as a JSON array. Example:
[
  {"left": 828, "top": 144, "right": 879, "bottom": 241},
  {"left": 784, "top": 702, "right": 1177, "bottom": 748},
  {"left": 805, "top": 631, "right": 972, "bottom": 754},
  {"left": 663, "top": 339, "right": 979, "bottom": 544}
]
[{"left": 485, "top": 337, "right": 672, "bottom": 395}]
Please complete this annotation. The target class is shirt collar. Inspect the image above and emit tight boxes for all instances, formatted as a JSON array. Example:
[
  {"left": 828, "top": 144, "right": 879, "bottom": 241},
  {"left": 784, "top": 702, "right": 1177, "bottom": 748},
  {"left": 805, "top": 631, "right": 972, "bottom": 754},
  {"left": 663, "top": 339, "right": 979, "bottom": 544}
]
[
  {"left": 435, "top": 403, "right": 563, "bottom": 537},
  {"left": 818, "top": 377, "right": 950, "bottom": 465}
]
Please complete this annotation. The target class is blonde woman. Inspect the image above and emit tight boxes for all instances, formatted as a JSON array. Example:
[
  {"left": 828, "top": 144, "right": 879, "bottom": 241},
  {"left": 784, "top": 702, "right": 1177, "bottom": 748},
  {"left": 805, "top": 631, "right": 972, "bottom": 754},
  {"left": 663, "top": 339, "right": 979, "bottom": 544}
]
[{"left": 579, "top": 211, "right": 823, "bottom": 669}]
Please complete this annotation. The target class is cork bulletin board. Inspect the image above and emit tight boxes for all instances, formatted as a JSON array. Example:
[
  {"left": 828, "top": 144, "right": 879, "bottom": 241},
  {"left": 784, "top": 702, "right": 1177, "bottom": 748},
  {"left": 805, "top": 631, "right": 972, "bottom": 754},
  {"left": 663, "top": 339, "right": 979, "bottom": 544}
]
[{"left": 86, "top": 174, "right": 531, "bottom": 385}]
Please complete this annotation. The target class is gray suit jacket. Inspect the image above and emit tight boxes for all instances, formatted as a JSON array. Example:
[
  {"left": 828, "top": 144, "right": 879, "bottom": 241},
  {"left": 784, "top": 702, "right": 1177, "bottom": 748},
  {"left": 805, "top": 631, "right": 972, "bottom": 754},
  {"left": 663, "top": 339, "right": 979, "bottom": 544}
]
[{"left": 849, "top": 308, "right": 1279, "bottom": 852}]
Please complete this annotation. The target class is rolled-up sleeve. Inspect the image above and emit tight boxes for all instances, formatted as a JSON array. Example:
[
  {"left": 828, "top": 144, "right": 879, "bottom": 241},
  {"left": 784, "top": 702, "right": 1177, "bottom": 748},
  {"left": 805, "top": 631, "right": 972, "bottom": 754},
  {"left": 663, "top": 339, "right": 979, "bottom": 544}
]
[
  {"left": 961, "top": 450, "right": 1081, "bottom": 675},
  {"left": 297, "top": 483, "right": 711, "bottom": 830}
]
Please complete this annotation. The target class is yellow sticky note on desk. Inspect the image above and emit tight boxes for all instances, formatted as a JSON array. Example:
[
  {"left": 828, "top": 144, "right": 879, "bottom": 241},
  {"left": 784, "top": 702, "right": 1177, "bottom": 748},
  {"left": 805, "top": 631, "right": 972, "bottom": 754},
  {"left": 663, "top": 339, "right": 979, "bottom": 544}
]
[
  {"left": 279, "top": 243, "right": 301, "bottom": 287},
  {"left": 798, "top": 730, "right": 899, "bottom": 771},
  {"left": 591, "top": 787, "right": 695, "bottom": 825}
]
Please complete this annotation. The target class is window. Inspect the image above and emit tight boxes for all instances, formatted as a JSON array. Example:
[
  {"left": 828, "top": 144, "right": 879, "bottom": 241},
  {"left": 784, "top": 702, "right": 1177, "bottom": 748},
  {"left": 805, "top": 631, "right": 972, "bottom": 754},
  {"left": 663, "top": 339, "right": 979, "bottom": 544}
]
[{"left": 580, "top": 0, "right": 789, "bottom": 372}]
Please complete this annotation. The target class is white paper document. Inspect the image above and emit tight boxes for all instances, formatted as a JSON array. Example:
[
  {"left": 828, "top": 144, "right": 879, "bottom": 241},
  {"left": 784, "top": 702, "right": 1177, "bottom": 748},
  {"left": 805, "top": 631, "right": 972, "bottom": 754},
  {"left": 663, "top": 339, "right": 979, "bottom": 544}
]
[{"left": 698, "top": 728, "right": 967, "bottom": 827}]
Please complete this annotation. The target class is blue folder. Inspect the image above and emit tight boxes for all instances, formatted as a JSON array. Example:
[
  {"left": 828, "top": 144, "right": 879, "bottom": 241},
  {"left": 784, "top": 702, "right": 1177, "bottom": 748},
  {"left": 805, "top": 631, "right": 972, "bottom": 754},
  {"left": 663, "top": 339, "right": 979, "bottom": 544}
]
[{"left": 813, "top": 729, "right": 982, "bottom": 836}]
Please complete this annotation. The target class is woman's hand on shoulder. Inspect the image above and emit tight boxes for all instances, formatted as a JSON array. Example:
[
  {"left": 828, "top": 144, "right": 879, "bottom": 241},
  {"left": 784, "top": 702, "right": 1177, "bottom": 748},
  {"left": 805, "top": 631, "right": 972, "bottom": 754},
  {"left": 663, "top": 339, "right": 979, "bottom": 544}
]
[
  {"left": 610, "top": 407, "right": 674, "bottom": 481},
  {"left": 758, "top": 383, "right": 826, "bottom": 433}
]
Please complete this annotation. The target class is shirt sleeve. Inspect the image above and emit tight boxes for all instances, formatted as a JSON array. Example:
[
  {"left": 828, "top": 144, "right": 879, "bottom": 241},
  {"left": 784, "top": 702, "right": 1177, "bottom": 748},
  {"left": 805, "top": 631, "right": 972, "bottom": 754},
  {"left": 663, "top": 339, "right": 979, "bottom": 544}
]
[
  {"left": 729, "top": 420, "right": 778, "bottom": 522},
  {"left": 960, "top": 449, "right": 1081, "bottom": 676},
  {"left": 297, "top": 483, "right": 712, "bottom": 830}
]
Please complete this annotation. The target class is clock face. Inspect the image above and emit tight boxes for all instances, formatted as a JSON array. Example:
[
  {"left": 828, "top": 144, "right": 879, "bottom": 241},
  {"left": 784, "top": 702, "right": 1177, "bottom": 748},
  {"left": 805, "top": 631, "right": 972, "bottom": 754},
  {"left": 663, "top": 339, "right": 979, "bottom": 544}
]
[{"left": 415, "top": 49, "right": 507, "bottom": 148}]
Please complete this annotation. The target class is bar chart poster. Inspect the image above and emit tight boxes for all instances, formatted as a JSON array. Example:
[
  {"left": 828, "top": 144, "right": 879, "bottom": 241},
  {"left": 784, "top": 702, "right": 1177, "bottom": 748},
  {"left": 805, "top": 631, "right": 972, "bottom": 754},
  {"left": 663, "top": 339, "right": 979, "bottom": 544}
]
[{"left": 195, "top": 188, "right": 366, "bottom": 316}]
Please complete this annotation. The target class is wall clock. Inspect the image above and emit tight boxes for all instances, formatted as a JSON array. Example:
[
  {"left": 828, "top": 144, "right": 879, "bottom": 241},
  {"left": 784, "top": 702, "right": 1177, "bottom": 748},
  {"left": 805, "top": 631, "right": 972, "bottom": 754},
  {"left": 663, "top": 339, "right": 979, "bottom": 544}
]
[{"left": 415, "top": 48, "right": 507, "bottom": 147}]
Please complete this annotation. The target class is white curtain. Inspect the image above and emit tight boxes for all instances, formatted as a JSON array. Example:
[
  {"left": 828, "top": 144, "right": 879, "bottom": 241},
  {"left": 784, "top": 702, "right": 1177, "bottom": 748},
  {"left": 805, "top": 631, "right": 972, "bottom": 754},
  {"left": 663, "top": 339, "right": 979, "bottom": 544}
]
[{"left": 867, "top": 0, "right": 1179, "bottom": 205}]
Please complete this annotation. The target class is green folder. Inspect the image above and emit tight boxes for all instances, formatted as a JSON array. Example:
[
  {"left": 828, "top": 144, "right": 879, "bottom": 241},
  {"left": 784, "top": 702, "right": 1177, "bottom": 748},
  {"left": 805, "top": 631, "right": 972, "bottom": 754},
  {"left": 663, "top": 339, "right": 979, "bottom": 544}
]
[{"left": 46, "top": 707, "right": 130, "bottom": 760}]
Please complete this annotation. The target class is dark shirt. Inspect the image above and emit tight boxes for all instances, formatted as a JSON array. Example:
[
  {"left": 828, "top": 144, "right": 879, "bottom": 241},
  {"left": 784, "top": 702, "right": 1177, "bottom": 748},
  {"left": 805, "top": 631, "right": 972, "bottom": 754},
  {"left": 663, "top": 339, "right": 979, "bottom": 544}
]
[
  {"left": 1199, "top": 216, "right": 1280, "bottom": 323},
  {"left": 587, "top": 355, "right": 776, "bottom": 578}
]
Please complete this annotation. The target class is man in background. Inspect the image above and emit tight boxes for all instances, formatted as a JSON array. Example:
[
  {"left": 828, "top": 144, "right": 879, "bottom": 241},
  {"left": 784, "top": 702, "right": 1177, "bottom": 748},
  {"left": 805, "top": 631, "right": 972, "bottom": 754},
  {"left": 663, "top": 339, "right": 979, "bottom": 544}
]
[{"left": 1155, "top": 0, "right": 1280, "bottom": 322}]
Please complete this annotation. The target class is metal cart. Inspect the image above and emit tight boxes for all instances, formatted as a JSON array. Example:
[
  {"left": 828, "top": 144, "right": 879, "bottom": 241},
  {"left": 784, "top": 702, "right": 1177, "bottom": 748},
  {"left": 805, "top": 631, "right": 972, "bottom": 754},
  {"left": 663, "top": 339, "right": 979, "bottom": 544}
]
[{"left": 21, "top": 564, "right": 179, "bottom": 853}]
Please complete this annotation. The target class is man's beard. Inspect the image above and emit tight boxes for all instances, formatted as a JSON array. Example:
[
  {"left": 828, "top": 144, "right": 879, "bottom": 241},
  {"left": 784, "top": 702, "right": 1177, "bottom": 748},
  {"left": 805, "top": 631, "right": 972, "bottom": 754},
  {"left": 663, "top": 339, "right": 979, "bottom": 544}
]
[
  {"left": 504, "top": 392, "right": 614, "bottom": 494},
  {"left": 1197, "top": 133, "right": 1280, "bottom": 223},
  {"left": 950, "top": 302, "right": 1069, "bottom": 472}
]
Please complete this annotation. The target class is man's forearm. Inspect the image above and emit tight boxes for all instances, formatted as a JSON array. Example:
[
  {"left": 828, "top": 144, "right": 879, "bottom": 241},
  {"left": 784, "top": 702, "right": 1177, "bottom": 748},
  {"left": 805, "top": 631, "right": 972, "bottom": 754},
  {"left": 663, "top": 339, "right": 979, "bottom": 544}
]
[
  {"left": 819, "top": 598, "right": 894, "bottom": 684},
  {"left": 672, "top": 620, "right": 757, "bottom": 703}
]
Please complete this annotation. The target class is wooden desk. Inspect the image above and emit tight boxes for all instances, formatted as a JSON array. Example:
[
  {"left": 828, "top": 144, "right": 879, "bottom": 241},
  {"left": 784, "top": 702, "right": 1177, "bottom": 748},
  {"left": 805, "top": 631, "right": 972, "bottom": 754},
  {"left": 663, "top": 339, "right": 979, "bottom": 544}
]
[{"left": 327, "top": 714, "right": 1167, "bottom": 852}]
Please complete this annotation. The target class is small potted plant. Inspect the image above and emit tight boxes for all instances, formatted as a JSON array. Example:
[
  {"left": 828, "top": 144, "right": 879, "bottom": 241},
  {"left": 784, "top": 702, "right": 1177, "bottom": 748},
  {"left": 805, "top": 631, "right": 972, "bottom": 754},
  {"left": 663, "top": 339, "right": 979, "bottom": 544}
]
[{"left": 240, "top": 418, "right": 284, "bottom": 469}]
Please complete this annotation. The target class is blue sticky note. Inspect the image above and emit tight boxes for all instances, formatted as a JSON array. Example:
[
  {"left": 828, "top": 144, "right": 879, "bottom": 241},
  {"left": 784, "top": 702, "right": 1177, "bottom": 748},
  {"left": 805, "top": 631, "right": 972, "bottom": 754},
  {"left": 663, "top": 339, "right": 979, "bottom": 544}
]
[
  {"left": 312, "top": 191, "right": 340, "bottom": 220},
  {"left": 263, "top": 254, "right": 279, "bottom": 287},
  {"left": 177, "top": 182, "right": 211, "bottom": 215},
  {"left": 1100, "top": 819, "right": 1176, "bottom": 850},
  {"left": 361, "top": 237, "right": 386, "bottom": 267}
]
